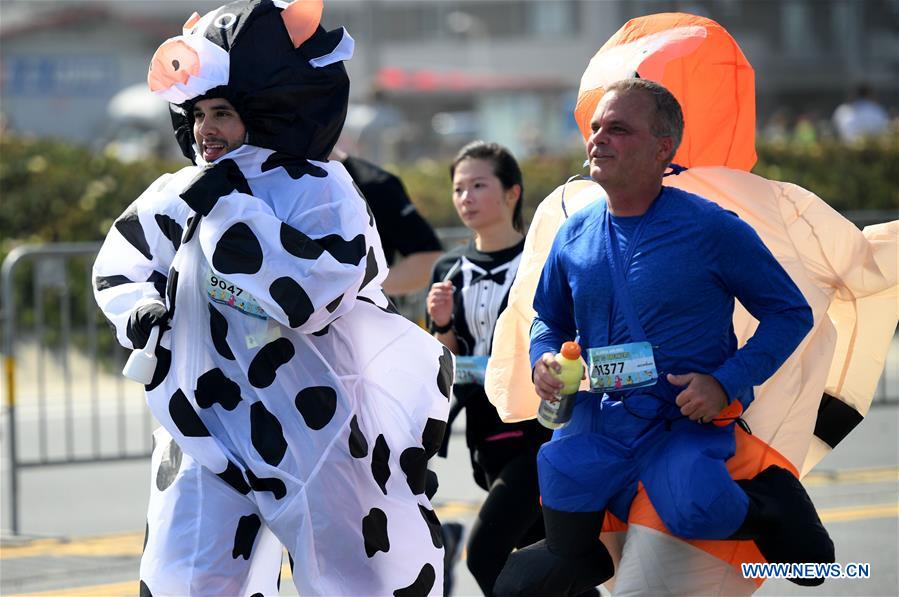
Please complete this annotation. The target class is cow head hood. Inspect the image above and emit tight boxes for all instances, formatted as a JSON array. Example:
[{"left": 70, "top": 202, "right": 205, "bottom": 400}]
[
  {"left": 576, "top": 13, "right": 757, "bottom": 171},
  {"left": 148, "top": 0, "right": 353, "bottom": 163}
]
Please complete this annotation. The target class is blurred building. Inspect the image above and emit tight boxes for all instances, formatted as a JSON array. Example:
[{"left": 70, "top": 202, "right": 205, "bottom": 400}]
[{"left": 1, "top": 0, "right": 897, "bottom": 163}]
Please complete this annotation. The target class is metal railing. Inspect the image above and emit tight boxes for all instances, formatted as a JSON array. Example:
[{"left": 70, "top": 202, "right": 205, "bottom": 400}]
[{"left": 2, "top": 243, "right": 154, "bottom": 534}]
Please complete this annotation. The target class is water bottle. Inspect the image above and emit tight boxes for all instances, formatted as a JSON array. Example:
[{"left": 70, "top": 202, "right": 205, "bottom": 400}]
[
  {"left": 122, "top": 326, "right": 161, "bottom": 385},
  {"left": 537, "top": 341, "right": 584, "bottom": 430}
]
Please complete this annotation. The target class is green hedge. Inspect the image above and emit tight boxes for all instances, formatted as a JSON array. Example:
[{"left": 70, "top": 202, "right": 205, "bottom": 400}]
[
  {"left": 2, "top": 131, "right": 897, "bottom": 255},
  {"left": 753, "top": 134, "right": 899, "bottom": 213},
  {"left": 0, "top": 137, "right": 182, "bottom": 261}
]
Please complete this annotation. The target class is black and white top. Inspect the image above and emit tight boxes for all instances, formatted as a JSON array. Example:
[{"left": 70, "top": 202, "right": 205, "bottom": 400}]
[
  {"left": 430, "top": 240, "right": 524, "bottom": 357},
  {"left": 429, "top": 239, "right": 550, "bottom": 488}
]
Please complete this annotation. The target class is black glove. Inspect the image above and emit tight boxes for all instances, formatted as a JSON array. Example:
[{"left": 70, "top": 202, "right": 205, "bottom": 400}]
[{"left": 127, "top": 302, "right": 170, "bottom": 349}]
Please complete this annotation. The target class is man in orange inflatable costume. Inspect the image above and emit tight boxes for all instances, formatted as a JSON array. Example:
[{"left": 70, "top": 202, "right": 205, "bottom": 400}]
[{"left": 487, "top": 13, "right": 897, "bottom": 596}]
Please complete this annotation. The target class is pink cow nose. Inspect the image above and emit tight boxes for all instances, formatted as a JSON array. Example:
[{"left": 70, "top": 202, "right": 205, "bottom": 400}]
[{"left": 148, "top": 39, "right": 201, "bottom": 92}]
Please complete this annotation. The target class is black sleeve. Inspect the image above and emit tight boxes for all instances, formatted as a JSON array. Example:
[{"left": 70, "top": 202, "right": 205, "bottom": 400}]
[
  {"left": 389, "top": 180, "right": 443, "bottom": 257},
  {"left": 371, "top": 173, "right": 442, "bottom": 258},
  {"left": 345, "top": 156, "right": 442, "bottom": 262}
]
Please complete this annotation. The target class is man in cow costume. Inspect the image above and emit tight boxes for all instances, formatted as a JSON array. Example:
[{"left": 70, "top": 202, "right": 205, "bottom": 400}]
[{"left": 93, "top": 1, "right": 451, "bottom": 595}]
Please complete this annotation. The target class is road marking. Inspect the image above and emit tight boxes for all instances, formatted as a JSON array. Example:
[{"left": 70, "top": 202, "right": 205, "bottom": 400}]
[
  {"left": 803, "top": 466, "right": 899, "bottom": 486},
  {"left": 819, "top": 503, "right": 899, "bottom": 523},
  {"left": 5, "top": 565, "right": 298, "bottom": 597},
  {"left": 0, "top": 531, "right": 143, "bottom": 559},
  {"left": 10, "top": 581, "right": 136, "bottom": 597},
  {"left": 1, "top": 502, "right": 476, "bottom": 561},
  {"left": 434, "top": 499, "right": 479, "bottom": 517},
  {"left": 3, "top": 469, "right": 897, "bottom": 596},
  {"left": 3, "top": 491, "right": 898, "bottom": 563},
  {"left": 0, "top": 503, "right": 475, "bottom": 561},
  {"left": 5, "top": 499, "right": 897, "bottom": 597}
]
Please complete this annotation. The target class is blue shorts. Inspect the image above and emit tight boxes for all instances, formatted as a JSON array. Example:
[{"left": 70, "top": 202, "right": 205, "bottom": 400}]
[{"left": 537, "top": 378, "right": 748, "bottom": 540}]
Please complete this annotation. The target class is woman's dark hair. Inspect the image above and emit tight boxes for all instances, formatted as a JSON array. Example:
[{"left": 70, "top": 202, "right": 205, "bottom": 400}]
[{"left": 450, "top": 140, "right": 525, "bottom": 232}]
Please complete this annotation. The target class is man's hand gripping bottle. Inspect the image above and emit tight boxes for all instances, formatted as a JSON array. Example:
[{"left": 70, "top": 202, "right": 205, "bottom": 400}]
[{"left": 537, "top": 341, "right": 584, "bottom": 430}]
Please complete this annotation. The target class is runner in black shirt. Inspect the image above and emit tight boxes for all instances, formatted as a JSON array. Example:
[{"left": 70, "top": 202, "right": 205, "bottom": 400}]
[{"left": 335, "top": 149, "right": 443, "bottom": 295}]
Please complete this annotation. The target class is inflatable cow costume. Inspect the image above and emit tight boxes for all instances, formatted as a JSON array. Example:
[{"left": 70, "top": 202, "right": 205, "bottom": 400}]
[{"left": 93, "top": 2, "right": 451, "bottom": 595}]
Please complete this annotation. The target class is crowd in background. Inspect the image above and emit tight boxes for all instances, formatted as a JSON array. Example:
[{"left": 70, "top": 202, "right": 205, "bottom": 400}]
[{"left": 761, "top": 84, "right": 894, "bottom": 146}]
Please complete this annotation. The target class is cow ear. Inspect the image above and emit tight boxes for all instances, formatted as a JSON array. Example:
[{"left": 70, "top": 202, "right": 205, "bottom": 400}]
[
  {"left": 183, "top": 12, "right": 201, "bottom": 34},
  {"left": 281, "top": 0, "right": 323, "bottom": 48}
]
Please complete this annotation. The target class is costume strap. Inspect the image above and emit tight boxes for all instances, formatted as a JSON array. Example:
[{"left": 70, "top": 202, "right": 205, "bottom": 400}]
[
  {"left": 602, "top": 189, "right": 668, "bottom": 343},
  {"left": 663, "top": 162, "right": 687, "bottom": 177},
  {"left": 559, "top": 174, "right": 593, "bottom": 219}
]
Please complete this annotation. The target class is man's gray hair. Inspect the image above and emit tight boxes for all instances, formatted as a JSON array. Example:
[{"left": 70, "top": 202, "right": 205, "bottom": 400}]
[{"left": 606, "top": 78, "right": 684, "bottom": 163}]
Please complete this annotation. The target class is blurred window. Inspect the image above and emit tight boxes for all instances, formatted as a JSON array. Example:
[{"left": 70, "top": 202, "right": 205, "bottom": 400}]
[
  {"left": 528, "top": 1, "right": 581, "bottom": 37},
  {"left": 338, "top": 1, "right": 586, "bottom": 41}
]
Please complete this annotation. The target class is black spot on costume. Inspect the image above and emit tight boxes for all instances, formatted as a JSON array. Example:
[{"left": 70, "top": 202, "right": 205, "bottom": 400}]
[
  {"left": 195, "top": 368, "right": 242, "bottom": 410},
  {"left": 295, "top": 386, "right": 337, "bottom": 430},
  {"left": 232, "top": 514, "right": 263, "bottom": 560}
]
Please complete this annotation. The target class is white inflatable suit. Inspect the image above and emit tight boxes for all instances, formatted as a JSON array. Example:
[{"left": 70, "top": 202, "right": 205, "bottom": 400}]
[{"left": 94, "top": 2, "right": 451, "bottom": 595}]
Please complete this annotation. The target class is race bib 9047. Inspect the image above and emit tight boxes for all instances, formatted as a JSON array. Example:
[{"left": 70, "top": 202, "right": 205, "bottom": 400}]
[
  {"left": 587, "top": 341, "right": 657, "bottom": 393},
  {"left": 205, "top": 271, "right": 267, "bottom": 320}
]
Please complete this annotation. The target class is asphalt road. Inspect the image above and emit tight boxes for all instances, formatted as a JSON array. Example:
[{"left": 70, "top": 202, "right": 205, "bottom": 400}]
[{"left": 2, "top": 403, "right": 897, "bottom": 597}]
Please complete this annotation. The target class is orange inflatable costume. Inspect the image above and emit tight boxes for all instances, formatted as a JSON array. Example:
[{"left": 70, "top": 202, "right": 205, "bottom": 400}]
[{"left": 486, "top": 13, "right": 897, "bottom": 594}]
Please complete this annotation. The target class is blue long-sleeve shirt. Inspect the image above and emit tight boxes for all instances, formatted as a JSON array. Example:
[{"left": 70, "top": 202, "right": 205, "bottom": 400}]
[{"left": 530, "top": 187, "right": 812, "bottom": 409}]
